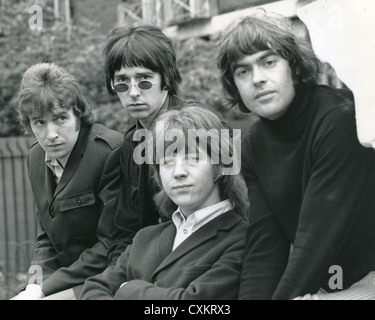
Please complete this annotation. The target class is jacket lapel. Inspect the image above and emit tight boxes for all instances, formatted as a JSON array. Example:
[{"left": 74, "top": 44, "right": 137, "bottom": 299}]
[
  {"left": 138, "top": 161, "right": 147, "bottom": 224},
  {"left": 53, "top": 124, "right": 91, "bottom": 197},
  {"left": 155, "top": 223, "right": 176, "bottom": 266},
  {"left": 151, "top": 210, "right": 242, "bottom": 280},
  {"left": 45, "top": 165, "right": 56, "bottom": 200}
]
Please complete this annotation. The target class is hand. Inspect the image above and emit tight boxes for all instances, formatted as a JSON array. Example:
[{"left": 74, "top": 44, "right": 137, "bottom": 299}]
[{"left": 11, "top": 284, "right": 45, "bottom": 300}]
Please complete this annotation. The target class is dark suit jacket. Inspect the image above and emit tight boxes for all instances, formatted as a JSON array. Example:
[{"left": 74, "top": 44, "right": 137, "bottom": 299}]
[
  {"left": 27, "top": 123, "right": 123, "bottom": 296},
  {"left": 106, "top": 95, "right": 184, "bottom": 264},
  {"left": 80, "top": 210, "right": 249, "bottom": 300}
]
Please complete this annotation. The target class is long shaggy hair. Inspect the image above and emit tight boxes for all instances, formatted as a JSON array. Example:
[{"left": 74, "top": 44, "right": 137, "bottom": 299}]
[
  {"left": 17, "top": 62, "right": 95, "bottom": 134},
  {"left": 217, "top": 12, "right": 322, "bottom": 111},
  {"left": 149, "top": 105, "right": 249, "bottom": 219},
  {"left": 104, "top": 21, "right": 181, "bottom": 96}
]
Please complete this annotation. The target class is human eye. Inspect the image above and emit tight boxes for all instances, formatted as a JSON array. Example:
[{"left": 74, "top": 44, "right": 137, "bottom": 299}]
[
  {"left": 161, "top": 156, "right": 176, "bottom": 166},
  {"left": 263, "top": 56, "right": 278, "bottom": 68},
  {"left": 234, "top": 67, "right": 250, "bottom": 79},
  {"left": 32, "top": 119, "right": 45, "bottom": 127},
  {"left": 186, "top": 153, "right": 199, "bottom": 164},
  {"left": 55, "top": 115, "right": 68, "bottom": 124},
  {"left": 137, "top": 74, "right": 152, "bottom": 82},
  {"left": 115, "top": 76, "right": 129, "bottom": 84}
]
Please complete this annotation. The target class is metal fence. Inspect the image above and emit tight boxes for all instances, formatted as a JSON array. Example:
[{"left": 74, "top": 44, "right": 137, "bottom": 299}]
[{"left": 0, "top": 136, "right": 37, "bottom": 300}]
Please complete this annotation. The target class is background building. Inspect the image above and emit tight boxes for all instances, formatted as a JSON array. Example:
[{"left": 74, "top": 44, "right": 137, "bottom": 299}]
[{"left": 59, "top": 0, "right": 309, "bottom": 38}]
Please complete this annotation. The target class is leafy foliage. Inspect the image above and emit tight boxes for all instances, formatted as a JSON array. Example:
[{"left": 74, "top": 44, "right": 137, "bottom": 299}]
[
  {"left": 0, "top": 0, "right": 249, "bottom": 137},
  {"left": 0, "top": 0, "right": 125, "bottom": 136}
]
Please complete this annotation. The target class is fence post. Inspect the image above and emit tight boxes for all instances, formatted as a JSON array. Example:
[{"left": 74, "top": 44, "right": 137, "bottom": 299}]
[{"left": 0, "top": 136, "right": 37, "bottom": 300}]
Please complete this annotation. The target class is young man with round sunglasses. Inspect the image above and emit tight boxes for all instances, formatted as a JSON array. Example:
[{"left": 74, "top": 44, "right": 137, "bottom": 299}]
[{"left": 78, "top": 22, "right": 186, "bottom": 298}]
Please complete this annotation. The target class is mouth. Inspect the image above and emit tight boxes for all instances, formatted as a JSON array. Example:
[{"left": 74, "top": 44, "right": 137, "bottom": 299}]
[
  {"left": 47, "top": 143, "right": 63, "bottom": 148},
  {"left": 173, "top": 184, "right": 193, "bottom": 190},
  {"left": 128, "top": 103, "right": 146, "bottom": 108},
  {"left": 255, "top": 90, "right": 275, "bottom": 100}
]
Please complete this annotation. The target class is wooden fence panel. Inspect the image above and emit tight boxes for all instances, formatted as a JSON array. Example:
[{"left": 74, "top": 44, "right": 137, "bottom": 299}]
[{"left": 0, "top": 136, "right": 37, "bottom": 299}]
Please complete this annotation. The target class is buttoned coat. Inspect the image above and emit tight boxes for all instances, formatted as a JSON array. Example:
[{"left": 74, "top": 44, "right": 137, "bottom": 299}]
[
  {"left": 27, "top": 123, "right": 123, "bottom": 295},
  {"left": 106, "top": 95, "right": 184, "bottom": 264},
  {"left": 80, "top": 210, "right": 249, "bottom": 300}
]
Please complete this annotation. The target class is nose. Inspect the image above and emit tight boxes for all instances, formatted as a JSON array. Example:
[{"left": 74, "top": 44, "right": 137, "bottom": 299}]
[
  {"left": 173, "top": 161, "right": 188, "bottom": 179},
  {"left": 46, "top": 122, "right": 59, "bottom": 140},
  {"left": 128, "top": 83, "right": 141, "bottom": 97},
  {"left": 252, "top": 65, "right": 266, "bottom": 86}
]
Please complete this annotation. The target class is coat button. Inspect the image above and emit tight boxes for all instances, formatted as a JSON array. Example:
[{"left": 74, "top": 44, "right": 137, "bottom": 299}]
[
  {"left": 49, "top": 211, "right": 54, "bottom": 219},
  {"left": 76, "top": 199, "right": 81, "bottom": 205},
  {"left": 56, "top": 245, "right": 62, "bottom": 252}
]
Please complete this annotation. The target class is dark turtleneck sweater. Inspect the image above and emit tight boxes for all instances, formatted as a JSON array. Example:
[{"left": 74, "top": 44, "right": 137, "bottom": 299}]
[{"left": 239, "top": 84, "right": 375, "bottom": 300}]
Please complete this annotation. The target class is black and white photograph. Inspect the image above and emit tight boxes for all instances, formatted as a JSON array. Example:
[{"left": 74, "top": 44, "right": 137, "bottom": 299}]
[{"left": 1, "top": 0, "right": 375, "bottom": 308}]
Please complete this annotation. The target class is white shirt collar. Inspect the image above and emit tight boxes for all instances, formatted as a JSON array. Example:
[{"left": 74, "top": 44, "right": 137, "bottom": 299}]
[
  {"left": 45, "top": 152, "right": 71, "bottom": 183},
  {"left": 172, "top": 199, "right": 233, "bottom": 233},
  {"left": 45, "top": 152, "right": 70, "bottom": 170},
  {"left": 171, "top": 199, "right": 233, "bottom": 251}
]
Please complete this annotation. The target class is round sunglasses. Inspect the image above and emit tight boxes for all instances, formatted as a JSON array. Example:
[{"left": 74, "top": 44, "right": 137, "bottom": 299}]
[{"left": 111, "top": 80, "right": 156, "bottom": 93}]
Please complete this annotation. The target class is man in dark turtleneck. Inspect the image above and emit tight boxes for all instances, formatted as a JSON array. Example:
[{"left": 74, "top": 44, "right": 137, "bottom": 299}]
[{"left": 217, "top": 12, "right": 375, "bottom": 300}]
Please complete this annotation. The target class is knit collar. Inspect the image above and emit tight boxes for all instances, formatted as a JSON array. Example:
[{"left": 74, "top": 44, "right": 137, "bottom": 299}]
[{"left": 261, "top": 84, "right": 313, "bottom": 141}]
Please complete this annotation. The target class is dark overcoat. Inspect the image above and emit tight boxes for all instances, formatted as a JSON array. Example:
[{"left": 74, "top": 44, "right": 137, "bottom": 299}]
[{"left": 27, "top": 123, "right": 123, "bottom": 295}]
